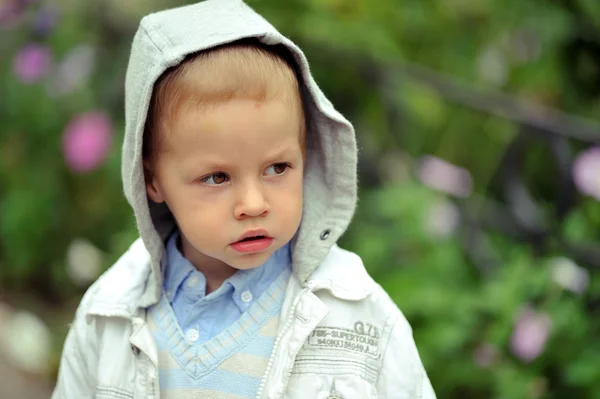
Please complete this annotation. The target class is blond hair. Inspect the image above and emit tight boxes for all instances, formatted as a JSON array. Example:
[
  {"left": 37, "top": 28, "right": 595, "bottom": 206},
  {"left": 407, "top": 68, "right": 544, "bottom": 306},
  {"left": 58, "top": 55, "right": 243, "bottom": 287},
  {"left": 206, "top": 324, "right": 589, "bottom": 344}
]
[{"left": 143, "top": 40, "right": 306, "bottom": 164}]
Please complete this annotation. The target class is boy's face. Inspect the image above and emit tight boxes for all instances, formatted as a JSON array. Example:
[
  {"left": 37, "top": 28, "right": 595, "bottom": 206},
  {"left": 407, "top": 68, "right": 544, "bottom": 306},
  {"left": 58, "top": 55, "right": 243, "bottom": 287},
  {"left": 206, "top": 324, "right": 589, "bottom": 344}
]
[{"left": 146, "top": 98, "right": 304, "bottom": 273}]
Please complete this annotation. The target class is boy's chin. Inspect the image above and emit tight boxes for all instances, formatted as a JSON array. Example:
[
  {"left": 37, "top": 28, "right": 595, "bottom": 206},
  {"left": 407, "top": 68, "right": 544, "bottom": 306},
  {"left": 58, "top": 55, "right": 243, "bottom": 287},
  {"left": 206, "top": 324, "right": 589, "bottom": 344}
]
[{"left": 228, "top": 250, "right": 274, "bottom": 270}]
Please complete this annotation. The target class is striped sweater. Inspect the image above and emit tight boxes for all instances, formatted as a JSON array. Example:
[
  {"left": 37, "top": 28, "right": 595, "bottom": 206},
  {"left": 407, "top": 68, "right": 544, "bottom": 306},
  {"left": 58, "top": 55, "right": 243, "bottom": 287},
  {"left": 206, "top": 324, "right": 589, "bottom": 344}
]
[{"left": 147, "top": 268, "right": 290, "bottom": 398}]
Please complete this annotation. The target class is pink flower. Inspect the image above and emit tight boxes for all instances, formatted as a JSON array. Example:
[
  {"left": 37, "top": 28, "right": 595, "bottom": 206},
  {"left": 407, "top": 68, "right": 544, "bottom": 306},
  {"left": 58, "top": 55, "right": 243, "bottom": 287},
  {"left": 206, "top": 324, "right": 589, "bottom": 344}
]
[
  {"left": 417, "top": 156, "right": 474, "bottom": 198},
  {"left": 510, "top": 307, "right": 552, "bottom": 363},
  {"left": 13, "top": 43, "right": 52, "bottom": 83},
  {"left": 62, "top": 112, "right": 113, "bottom": 173},
  {"left": 0, "top": 0, "right": 31, "bottom": 28},
  {"left": 573, "top": 147, "right": 600, "bottom": 201}
]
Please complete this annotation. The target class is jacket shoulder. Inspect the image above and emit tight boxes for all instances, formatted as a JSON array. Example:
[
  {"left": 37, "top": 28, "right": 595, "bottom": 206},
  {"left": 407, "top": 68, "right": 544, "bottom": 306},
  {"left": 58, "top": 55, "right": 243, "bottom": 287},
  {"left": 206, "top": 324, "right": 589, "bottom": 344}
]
[
  {"left": 308, "top": 244, "right": 382, "bottom": 301},
  {"left": 81, "top": 238, "right": 153, "bottom": 317},
  {"left": 310, "top": 244, "right": 412, "bottom": 348}
]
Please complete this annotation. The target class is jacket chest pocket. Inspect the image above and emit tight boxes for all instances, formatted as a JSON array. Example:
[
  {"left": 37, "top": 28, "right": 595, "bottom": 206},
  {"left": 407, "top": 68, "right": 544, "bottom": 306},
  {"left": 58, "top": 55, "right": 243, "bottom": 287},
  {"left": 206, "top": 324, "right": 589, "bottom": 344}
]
[
  {"left": 94, "top": 345, "right": 154, "bottom": 399},
  {"left": 284, "top": 356, "right": 378, "bottom": 399}
]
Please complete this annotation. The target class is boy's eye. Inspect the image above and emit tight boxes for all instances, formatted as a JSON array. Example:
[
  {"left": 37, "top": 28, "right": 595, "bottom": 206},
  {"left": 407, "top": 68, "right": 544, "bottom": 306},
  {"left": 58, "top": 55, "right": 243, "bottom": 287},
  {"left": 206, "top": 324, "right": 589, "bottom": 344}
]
[
  {"left": 200, "top": 172, "right": 229, "bottom": 185},
  {"left": 265, "top": 163, "right": 289, "bottom": 176}
]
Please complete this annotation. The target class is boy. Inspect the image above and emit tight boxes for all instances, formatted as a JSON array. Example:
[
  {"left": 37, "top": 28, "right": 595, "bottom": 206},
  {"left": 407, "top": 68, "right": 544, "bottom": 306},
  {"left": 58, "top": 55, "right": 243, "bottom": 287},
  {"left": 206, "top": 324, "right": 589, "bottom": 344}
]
[{"left": 52, "top": 0, "right": 436, "bottom": 398}]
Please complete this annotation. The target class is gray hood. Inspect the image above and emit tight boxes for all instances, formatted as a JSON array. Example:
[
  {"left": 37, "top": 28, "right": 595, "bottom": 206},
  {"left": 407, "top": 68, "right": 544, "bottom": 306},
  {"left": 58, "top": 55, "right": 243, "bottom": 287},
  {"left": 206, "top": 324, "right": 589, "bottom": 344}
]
[{"left": 122, "top": 0, "right": 357, "bottom": 308}]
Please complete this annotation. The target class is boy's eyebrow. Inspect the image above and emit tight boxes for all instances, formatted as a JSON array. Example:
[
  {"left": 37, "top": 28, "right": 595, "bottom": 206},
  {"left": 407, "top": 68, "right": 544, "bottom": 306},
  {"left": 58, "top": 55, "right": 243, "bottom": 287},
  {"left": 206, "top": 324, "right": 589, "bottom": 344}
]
[
  {"left": 180, "top": 143, "right": 300, "bottom": 172},
  {"left": 266, "top": 145, "right": 299, "bottom": 161},
  {"left": 183, "top": 158, "right": 230, "bottom": 172}
]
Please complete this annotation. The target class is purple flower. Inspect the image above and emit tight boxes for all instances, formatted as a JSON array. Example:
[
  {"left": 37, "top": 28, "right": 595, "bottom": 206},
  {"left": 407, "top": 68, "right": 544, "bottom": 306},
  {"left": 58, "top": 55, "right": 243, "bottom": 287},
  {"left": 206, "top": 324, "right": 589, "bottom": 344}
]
[
  {"left": 510, "top": 307, "right": 552, "bottom": 363},
  {"left": 573, "top": 146, "right": 600, "bottom": 201},
  {"left": 62, "top": 112, "right": 113, "bottom": 173},
  {"left": 417, "top": 155, "right": 474, "bottom": 198},
  {"left": 13, "top": 43, "right": 52, "bottom": 83},
  {"left": 33, "top": 6, "right": 59, "bottom": 37},
  {"left": 46, "top": 44, "right": 96, "bottom": 96}
]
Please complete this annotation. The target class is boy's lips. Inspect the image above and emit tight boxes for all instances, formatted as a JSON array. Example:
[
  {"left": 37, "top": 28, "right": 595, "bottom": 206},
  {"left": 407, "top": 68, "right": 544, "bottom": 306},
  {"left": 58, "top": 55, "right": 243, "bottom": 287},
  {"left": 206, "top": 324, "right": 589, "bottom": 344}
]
[
  {"left": 230, "top": 228, "right": 273, "bottom": 253},
  {"left": 234, "top": 228, "right": 271, "bottom": 243}
]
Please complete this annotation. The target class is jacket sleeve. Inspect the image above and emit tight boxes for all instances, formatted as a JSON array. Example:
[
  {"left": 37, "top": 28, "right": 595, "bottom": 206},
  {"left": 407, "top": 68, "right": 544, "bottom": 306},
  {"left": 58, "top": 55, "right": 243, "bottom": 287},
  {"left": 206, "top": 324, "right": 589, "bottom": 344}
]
[
  {"left": 51, "top": 306, "right": 96, "bottom": 398},
  {"left": 376, "top": 314, "right": 436, "bottom": 399}
]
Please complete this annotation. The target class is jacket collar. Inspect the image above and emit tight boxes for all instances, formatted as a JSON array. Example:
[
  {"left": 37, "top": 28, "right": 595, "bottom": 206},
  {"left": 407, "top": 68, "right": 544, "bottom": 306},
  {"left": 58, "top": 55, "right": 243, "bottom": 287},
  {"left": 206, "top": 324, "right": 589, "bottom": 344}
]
[
  {"left": 85, "top": 241, "right": 374, "bottom": 319},
  {"left": 305, "top": 244, "right": 376, "bottom": 301}
]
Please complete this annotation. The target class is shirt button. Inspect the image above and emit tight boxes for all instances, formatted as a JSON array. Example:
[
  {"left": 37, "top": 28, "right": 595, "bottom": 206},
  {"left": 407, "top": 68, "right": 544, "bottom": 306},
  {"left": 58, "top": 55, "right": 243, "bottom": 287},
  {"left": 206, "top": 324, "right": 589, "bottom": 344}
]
[
  {"left": 241, "top": 290, "right": 253, "bottom": 303},
  {"left": 187, "top": 276, "right": 199, "bottom": 288},
  {"left": 185, "top": 328, "right": 199, "bottom": 343}
]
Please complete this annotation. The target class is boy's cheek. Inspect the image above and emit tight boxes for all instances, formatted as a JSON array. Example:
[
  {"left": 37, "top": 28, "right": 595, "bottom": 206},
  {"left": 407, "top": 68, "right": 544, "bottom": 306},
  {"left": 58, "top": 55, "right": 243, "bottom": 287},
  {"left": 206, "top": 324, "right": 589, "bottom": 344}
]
[{"left": 284, "top": 197, "right": 304, "bottom": 232}]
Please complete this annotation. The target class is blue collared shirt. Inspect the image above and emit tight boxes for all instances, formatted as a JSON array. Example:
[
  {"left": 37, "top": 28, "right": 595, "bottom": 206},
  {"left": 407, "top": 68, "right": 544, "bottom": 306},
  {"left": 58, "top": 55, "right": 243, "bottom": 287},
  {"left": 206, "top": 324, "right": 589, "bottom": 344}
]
[{"left": 162, "top": 232, "right": 291, "bottom": 344}]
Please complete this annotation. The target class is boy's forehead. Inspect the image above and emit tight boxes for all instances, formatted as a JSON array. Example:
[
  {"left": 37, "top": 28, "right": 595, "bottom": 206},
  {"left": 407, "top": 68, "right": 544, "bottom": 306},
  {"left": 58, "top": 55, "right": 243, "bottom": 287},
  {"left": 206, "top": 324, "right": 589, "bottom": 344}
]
[{"left": 163, "top": 98, "right": 302, "bottom": 151}]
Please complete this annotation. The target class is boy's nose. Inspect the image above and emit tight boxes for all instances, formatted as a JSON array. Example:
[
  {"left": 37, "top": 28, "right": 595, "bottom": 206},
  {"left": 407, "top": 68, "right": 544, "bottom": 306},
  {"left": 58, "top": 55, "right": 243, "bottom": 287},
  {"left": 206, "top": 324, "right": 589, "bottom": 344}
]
[{"left": 234, "top": 183, "right": 269, "bottom": 219}]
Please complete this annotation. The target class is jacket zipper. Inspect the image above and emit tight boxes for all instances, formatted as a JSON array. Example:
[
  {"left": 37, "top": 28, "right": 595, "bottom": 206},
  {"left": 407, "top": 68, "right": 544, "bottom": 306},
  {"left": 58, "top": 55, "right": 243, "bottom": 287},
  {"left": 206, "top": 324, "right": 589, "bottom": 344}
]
[{"left": 255, "top": 288, "right": 309, "bottom": 399}]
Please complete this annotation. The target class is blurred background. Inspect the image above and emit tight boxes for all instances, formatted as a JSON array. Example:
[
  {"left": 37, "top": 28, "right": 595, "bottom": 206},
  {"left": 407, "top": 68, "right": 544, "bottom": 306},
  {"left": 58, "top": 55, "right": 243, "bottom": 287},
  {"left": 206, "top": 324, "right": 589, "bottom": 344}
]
[{"left": 2, "top": 0, "right": 600, "bottom": 397}]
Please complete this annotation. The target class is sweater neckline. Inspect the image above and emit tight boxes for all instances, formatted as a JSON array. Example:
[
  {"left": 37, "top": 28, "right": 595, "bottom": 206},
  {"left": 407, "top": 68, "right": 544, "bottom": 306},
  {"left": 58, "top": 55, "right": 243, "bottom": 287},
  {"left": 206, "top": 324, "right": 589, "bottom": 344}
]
[{"left": 149, "top": 266, "right": 290, "bottom": 380}]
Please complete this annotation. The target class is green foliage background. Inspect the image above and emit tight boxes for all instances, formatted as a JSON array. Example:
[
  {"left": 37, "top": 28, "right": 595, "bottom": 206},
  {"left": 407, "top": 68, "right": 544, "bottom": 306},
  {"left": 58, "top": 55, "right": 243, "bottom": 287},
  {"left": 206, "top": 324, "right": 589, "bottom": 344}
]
[{"left": 2, "top": 0, "right": 600, "bottom": 397}]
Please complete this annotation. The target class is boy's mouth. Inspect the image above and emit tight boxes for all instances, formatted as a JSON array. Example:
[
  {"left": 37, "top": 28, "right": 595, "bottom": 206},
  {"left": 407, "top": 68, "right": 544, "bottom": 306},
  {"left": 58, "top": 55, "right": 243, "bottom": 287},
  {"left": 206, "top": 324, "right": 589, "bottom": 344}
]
[
  {"left": 238, "top": 235, "right": 266, "bottom": 242},
  {"left": 231, "top": 229, "right": 273, "bottom": 253},
  {"left": 234, "top": 228, "right": 271, "bottom": 243}
]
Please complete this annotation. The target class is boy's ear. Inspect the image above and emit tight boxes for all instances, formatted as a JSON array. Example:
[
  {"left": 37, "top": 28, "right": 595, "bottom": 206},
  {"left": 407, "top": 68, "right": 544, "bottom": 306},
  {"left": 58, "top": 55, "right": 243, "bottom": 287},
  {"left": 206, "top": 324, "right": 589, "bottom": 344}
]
[{"left": 144, "top": 160, "right": 165, "bottom": 204}]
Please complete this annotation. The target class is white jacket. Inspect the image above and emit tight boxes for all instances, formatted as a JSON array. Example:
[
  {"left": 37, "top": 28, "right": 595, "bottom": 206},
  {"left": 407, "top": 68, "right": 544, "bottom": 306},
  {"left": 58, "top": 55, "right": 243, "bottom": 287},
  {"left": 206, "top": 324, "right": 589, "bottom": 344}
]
[
  {"left": 53, "top": 1, "right": 437, "bottom": 397},
  {"left": 52, "top": 239, "right": 435, "bottom": 399}
]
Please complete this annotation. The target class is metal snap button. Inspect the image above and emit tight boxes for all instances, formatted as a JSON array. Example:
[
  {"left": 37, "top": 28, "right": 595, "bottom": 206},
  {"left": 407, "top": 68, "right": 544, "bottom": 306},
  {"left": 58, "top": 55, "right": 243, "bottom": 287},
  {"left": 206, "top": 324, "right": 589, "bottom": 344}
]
[{"left": 320, "top": 229, "right": 331, "bottom": 240}]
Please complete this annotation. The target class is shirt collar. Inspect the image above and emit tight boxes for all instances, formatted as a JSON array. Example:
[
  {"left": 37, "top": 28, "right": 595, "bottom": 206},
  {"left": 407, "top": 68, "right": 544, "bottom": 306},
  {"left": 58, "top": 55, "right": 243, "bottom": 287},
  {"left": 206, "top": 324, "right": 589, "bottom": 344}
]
[
  {"left": 163, "top": 231, "right": 291, "bottom": 310},
  {"left": 163, "top": 232, "right": 197, "bottom": 302}
]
